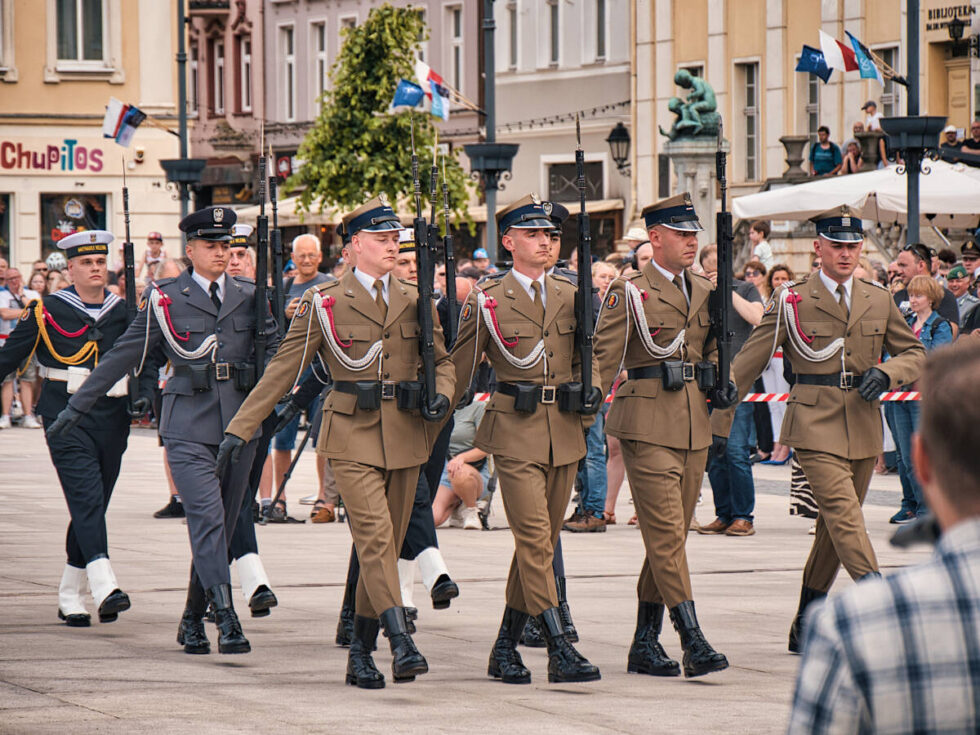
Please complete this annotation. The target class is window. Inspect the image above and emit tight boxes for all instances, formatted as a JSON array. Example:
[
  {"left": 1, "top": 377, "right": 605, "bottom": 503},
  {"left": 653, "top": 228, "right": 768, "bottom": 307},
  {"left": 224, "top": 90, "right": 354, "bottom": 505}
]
[
  {"left": 596, "top": 0, "right": 606, "bottom": 61},
  {"left": 281, "top": 25, "right": 295, "bottom": 121},
  {"left": 548, "top": 0, "right": 559, "bottom": 65},
  {"left": 736, "top": 62, "right": 760, "bottom": 181},
  {"left": 447, "top": 5, "right": 462, "bottom": 91},
  {"left": 877, "top": 46, "right": 900, "bottom": 117},
  {"left": 312, "top": 21, "right": 327, "bottom": 102},
  {"left": 507, "top": 2, "right": 518, "bottom": 69},
  {"left": 548, "top": 162, "right": 603, "bottom": 201},
  {"left": 679, "top": 64, "right": 702, "bottom": 78},
  {"left": 56, "top": 0, "right": 104, "bottom": 62},
  {"left": 40, "top": 194, "right": 107, "bottom": 261},
  {"left": 189, "top": 41, "right": 199, "bottom": 114},
  {"left": 416, "top": 9, "right": 427, "bottom": 63},
  {"left": 806, "top": 72, "right": 819, "bottom": 145},
  {"left": 338, "top": 15, "right": 356, "bottom": 52},
  {"left": 213, "top": 40, "right": 225, "bottom": 114},
  {"left": 0, "top": 193, "right": 9, "bottom": 263},
  {"left": 238, "top": 36, "right": 252, "bottom": 113}
]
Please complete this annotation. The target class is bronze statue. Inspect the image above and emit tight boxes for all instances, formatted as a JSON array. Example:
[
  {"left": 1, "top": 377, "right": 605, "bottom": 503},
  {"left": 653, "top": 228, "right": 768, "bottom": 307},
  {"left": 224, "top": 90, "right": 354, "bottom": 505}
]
[{"left": 659, "top": 70, "right": 720, "bottom": 140}]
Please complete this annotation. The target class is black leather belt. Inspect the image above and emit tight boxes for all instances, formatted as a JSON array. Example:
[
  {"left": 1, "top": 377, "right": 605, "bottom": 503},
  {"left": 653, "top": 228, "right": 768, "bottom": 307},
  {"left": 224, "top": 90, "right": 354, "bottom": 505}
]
[
  {"left": 796, "top": 371, "right": 866, "bottom": 390},
  {"left": 627, "top": 363, "right": 695, "bottom": 382},
  {"left": 332, "top": 380, "right": 423, "bottom": 411},
  {"left": 173, "top": 362, "right": 253, "bottom": 382},
  {"left": 496, "top": 381, "right": 557, "bottom": 404},
  {"left": 334, "top": 380, "right": 399, "bottom": 401}
]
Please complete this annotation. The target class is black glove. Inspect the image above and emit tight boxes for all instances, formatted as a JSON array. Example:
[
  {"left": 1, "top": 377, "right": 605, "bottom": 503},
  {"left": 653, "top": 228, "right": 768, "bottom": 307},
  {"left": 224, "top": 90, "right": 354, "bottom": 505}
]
[
  {"left": 274, "top": 397, "right": 302, "bottom": 434},
  {"left": 579, "top": 386, "right": 604, "bottom": 415},
  {"left": 710, "top": 380, "right": 739, "bottom": 409},
  {"left": 45, "top": 405, "right": 84, "bottom": 440},
  {"left": 215, "top": 433, "right": 246, "bottom": 477},
  {"left": 709, "top": 434, "right": 728, "bottom": 461},
  {"left": 422, "top": 393, "right": 451, "bottom": 422},
  {"left": 857, "top": 367, "right": 889, "bottom": 402},
  {"left": 129, "top": 395, "right": 151, "bottom": 419}
]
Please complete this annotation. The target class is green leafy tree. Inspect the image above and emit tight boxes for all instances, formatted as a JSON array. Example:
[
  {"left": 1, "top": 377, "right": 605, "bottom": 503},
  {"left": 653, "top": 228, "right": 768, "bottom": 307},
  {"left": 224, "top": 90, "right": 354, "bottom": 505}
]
[{"left": 290, "top": 5, "right": 472, "bottom": 228}]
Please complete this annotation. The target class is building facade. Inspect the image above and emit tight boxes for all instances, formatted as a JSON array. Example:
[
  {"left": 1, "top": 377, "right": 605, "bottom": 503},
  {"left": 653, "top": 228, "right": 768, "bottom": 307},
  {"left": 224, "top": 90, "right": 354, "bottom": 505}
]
[
  {"left": 494, "top": 0, "right": 633, "bottom": 256},
  {"left": 0, "top": 0, "right": 183, "bottom": 273}
]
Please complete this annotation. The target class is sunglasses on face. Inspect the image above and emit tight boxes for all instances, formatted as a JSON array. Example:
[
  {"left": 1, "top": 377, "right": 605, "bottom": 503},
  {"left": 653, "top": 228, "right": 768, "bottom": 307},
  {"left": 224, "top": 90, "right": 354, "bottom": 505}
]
[
  {"left": 744, "top": 269, "right": 761, "bottom": 277},
  {"left": 902, "top": 243, "right": 934, "bottom": 263}
]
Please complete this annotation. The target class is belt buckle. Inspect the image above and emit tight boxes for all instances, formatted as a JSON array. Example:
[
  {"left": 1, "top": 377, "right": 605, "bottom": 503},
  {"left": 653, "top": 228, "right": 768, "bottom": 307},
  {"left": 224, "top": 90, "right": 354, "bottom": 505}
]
[
  {"left": 839, "top": 371, "right": 854, "bottom": 390},
  {"left": 682, "top": 362, "right": 695, "bottom": 382},
  {"left": 540, "top": 385, "right": 556, "bottom": 404},
  {"left": 214, "top": 362, "right": 231, "bottom": 381},
  {"left": 380, "top": 381, "right": 396, "bottom": 400}
]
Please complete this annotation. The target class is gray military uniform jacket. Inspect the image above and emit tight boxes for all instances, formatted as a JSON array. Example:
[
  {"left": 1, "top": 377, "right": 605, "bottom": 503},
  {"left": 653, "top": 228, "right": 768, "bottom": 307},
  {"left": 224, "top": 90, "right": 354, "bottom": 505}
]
[{"left": 68, "top": 269, "right": 280, "bottom": 444}]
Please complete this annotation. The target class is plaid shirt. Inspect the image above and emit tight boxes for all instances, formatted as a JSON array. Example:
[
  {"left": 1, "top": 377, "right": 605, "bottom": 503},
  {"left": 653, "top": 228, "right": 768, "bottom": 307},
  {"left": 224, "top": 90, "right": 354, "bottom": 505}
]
[{"left": 787, "top": 518, "right": 980, "bottom": 734}]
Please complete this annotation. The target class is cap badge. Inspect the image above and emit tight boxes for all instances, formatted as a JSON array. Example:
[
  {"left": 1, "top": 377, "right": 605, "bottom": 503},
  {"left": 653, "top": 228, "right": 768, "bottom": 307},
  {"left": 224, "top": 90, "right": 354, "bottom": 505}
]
[
  {"left": 214, "top": 208, "right": 224, "bottom": 223},
  {"left": 530, "top": 193, "right": 541, "bottom": 205},
  {"left": 89, "top": 232, "right": 98, "bottom": 243},
  {"left": 543, "top": 202, "right": 553, "bottom": 216},
  {"left": 841, "top": 216, "right": 850, "bottom": 227},
  {"left": 378, "top": 193, "right": 390, "bottom": 207}
]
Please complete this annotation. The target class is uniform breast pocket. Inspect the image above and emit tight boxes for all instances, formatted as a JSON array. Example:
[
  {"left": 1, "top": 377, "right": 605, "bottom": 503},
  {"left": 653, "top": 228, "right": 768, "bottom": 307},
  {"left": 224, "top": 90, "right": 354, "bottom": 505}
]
[
  {"left": 497, "top": 320, "right": 539, "bottom": 357},
  {"left": 173, "top": 317, "right": 206, "bottom": 336},
  {"left": 803, "top": 321, "right": 839, "bottom": 352},
  {"left": 232, "top": 315, "right": 255, "bottom": 333},
  {"left": 400, "top": 321, "right": 421, "bottom": 363},
  {"left": 333, "top": 324, "right": 377, "bottom": 361},
  {"left": 555, "top": 317, "right": 576, "bottom": 357},
  {"left": 860, "top": 320, "right": 887, "bottom": 358},
  {"left": 322, "top": 389, "right": 357, "bottom": 453}
]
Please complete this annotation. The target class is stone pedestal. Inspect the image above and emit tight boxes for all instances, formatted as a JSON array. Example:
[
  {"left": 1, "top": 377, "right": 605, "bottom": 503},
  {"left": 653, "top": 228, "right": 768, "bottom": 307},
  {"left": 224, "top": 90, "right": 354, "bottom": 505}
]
[
  {"left": 663, "top": 136, "right": 730, "bottom": 246},
  {"left": 779, "top": 135, "right": 810, "bottom": 179}
]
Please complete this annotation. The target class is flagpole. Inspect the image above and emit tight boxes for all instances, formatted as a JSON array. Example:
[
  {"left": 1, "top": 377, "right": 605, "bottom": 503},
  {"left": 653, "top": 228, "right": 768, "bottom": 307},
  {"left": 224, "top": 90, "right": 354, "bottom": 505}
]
[{"left": 906, "top": 0, "right": 920, "bottom": 244}]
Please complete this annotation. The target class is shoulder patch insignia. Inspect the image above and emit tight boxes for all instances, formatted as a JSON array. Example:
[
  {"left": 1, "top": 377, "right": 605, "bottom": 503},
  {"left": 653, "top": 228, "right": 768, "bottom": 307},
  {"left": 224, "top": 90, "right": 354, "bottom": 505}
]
[
  {"left": 19, "top": 306, "right": 31, "bottom": 322},
  {"left": 138, "top": 296, "right": 148, "bottom": 313},
  {"left": 461, "top": 302, "right": 473, "bottom": 321},
  {"left": 606, "top": 292, "right": 620, "bottom": 309},
  {"left": 763, "top": 297, "right": 777, "bottom": 315},
  {"left": 297, "top": 300, "right": 310, "bottom": 318}
]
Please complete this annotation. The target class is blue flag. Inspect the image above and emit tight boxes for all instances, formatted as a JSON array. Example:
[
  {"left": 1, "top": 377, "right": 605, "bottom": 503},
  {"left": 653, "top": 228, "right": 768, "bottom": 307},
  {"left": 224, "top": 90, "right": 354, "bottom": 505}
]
[
  {"left": 389, "top": 79, "right": 425, "bottom": 111},
  {"left": 845, "top": 31, "right": 883, "bottom": 83},
  {"left": 796, "top": 45, "right": 832, "bottom": 83}
]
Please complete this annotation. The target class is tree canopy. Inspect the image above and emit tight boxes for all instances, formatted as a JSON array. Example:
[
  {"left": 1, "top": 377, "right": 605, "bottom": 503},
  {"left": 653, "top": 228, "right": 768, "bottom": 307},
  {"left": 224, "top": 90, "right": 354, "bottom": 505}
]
[{"left": 290, "top": 5, "right": 472, "bottom": 228}]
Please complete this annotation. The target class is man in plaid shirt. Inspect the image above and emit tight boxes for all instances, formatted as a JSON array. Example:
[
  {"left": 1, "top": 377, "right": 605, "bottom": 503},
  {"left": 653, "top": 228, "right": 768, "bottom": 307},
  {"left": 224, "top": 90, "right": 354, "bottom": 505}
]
[{"left": 788, "top": 340, "right": 980, "bottom": 734}]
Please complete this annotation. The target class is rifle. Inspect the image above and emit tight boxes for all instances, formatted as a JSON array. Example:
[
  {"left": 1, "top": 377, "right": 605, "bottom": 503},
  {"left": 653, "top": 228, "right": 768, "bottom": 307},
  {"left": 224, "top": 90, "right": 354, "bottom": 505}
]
[
  {"left": 410, "top": 114, "right": 441, "bottom": 420},
  {"left": 712, "top": 122, "right": 734, "bottom": 391},
  {"left": 121, "top": 164, "right": 142, "bottom": 417},
  {"left": 440, "top": 152, "right": 458, "bottom": 345},
  {"left": 254, "top": 154, "right": 269, "bottom": 381},
  {"left": 573, "top": 115, "right": 600, "bottom": 413},
  {"left": 268, "top": 146, "right": 285, "bottom": 336}
]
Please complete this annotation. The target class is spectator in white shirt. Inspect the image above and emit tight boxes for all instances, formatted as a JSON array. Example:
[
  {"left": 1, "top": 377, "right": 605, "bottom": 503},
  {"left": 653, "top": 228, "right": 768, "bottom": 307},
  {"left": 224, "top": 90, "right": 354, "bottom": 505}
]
[
  {"left": 749, "top": 220, "right": 774, "bottom": 269},
  {"left": 861, "top": 100, "right": 883, "bottom": 131},
  {"left": 0, "top": 268, "right": 41, "bottom": 428}
]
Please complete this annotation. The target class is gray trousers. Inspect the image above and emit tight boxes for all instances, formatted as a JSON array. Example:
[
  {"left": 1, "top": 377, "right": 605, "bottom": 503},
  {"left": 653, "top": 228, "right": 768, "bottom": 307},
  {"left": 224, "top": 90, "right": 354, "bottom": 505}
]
[{"left": 164, "top": 437, "right": 258, "bottom": 590}]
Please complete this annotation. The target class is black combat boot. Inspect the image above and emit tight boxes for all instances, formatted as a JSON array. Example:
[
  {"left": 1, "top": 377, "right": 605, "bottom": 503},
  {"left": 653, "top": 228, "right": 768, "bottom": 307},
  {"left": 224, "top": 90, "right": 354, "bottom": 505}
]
[
  {"left": 556, "top": 575, "right": 578, "bottom": 642},
  {"left": 787, "top": 587, "right": 827, "bottom": 654},
  {"left": 668, "top": 601, "right": 728, "bottom": 677},
  {"left": 346, "top": 616, "right": 385, "bottom": 689},
  {"left": 627, "top": 601, "right": 680, "bottom": 677},
  {"left": 521, "top": 616, "right": 546, "bottom": 647},
  {"left": 207, "top": 583, "right": 250, "bottom": 654},
  {"left": 336, "top": 579, "right": 356, "bottom": 647},
  {"left": 488, "top": 607, "right": 532, "bottom": 685},
  {"left": 537, "top": 607, "right": 601, "bottom": 683},
  {"left": 176, "top": 579, "right": 210, "bottom": 655},
  {"left": 379, "top": 607, "right": 428, "bottom": 682}
]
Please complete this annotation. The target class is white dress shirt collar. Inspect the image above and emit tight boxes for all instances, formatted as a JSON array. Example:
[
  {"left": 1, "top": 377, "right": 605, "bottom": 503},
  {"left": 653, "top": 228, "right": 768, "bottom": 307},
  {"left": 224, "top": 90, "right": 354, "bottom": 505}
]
[
  {"left": 510, "top": 268, "right": 547, "bottom": 308},
  {"left": 353, "top": 268, "right": 390, "bottom": 303},
  {"left": 191, "top": 270, "right": 226, "bottom": 301},
  {"left": 650, "top": 259, "right": 688, "bottom": 303},
  {"left": 819, "top": 270, "right": 853, "bottom": 309}
]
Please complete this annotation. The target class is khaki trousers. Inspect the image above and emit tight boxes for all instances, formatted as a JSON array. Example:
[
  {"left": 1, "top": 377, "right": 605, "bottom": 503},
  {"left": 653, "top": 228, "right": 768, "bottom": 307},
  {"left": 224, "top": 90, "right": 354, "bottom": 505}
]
[
  {"left": 331, "top": 460, "right": 419, "bottom": 619},
  {"left": 796, "top": 451, "right": 878, "bottom": 592},
  {"left": 620, "top": 440, "right": 707, "bottom": 608},
  {"left": 494, "top": 457, "right": 577, "bottom": 616}
]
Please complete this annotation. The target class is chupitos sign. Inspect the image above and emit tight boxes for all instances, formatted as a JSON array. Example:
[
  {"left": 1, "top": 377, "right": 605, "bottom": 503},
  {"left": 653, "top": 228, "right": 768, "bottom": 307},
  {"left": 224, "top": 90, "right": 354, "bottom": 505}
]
[{"left": 0, "top": 138, "right": 105, "bottom": 173}]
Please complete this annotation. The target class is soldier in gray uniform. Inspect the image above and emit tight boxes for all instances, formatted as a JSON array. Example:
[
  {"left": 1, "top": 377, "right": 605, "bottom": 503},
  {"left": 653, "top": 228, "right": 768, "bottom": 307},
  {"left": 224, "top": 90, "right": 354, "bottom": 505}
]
[{"left": 47, "top": 206, "right": 279, "bottom": 656}]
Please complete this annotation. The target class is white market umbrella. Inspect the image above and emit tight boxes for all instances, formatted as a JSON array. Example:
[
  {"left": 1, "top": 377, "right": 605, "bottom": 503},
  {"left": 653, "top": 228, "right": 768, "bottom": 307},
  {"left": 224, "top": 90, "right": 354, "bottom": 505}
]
[{"left": 732, "top": 161, "right": 980, "bottom": 229}]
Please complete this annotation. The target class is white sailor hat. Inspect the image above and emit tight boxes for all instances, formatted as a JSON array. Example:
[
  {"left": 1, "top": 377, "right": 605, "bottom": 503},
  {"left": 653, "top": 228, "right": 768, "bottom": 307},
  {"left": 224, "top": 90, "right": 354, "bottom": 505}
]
[
  {"left": 398, "top": 227, "right": 415, "bottom": 252},
  {"left": 229, "top": 224, "right": 253, "bottom": 248},
  {"left": 57, "top": 230, "right": 114, "bottom": 259}
]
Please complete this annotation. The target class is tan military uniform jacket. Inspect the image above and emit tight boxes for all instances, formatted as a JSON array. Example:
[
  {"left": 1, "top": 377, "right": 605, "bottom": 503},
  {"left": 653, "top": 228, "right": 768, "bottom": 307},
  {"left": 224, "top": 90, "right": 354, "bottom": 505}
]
[
  {"left": 450, "top": 270, "right": 598, "bottom": 467},
  {"left": 594, "top": 262, "right": 716, "bottom": 451},
  {"left": 711, "top": 273, "right": 925, "bottom": 459},
  {"left": 225, "top": 269, "right": 454, "bottom": 470}
]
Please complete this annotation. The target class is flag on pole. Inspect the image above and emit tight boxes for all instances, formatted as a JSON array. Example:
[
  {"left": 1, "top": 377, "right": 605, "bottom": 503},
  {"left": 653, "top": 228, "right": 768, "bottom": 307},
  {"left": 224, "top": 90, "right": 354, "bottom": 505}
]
[
  {"left": 114, "top": 105, "right": 147, "bottom": 147},
  {"left": 414, "top": 59, "right": 452, "bottom": 121},
  {"left": 795, "top": 45, "right": 833, "bottom": 83},
  {"left": 845, "top": 31, "right": 884, "bottom": 84},
  {"left": 102, "top": 97, "right": 127, "bottom": 138},
  {"left": 819, "top": 30, "right": 858, "bottom": 72},
  {"left": 389, "top": 79, "right": 425, "bottom": 111}
]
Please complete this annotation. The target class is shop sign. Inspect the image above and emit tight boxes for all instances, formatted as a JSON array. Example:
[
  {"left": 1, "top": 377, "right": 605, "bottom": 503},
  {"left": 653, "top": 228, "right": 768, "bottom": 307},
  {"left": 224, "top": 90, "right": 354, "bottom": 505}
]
[
  {"left": 924, "top": 1, "right": 979, "bottom": 42},
  {"left": 0, "top": 138, "right": 105, "bottom": 173}
]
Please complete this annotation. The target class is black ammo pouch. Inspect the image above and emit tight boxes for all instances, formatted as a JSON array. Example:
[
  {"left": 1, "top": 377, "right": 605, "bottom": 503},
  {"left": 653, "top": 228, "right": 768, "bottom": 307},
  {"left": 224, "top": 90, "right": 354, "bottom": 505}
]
[
  {"left": 188, "top": 363, "right": 212, "bottom": 393},
  {"left": 233, "top": 362, "right": 256, "bottom": 392},
  {"left": 660, "top": 360, "right": 688, "bottom": 391},
  {"left": 695, "top": 362, "right": 717, "bottom": 393},
  {"left": 353, "top": 381, "right": 382, "bottom": 410},
  {"left": 396, "top": 381, "right": 423, "bottom": 411},
  {"left": 510, "top": 383, "right": 541, "bottom": 413},
  {"left": 557, "top": 382, "right": 583, "bottom": 412}
]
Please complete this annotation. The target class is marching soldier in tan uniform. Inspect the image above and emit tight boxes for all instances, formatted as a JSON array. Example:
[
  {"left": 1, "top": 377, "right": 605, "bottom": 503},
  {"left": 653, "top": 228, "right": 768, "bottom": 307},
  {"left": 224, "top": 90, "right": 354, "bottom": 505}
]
[
  {"left": 216, "top": 196, "right": 453, "bottom": 688},
  {"left": 451, "top": 194, "right": 603, "bottom": 685},
  {"left": 593, "top": 193, "right": 737, "bottom": 678},
  {"left": 710, "top": 207, "right": 925, "bottom": 653}
]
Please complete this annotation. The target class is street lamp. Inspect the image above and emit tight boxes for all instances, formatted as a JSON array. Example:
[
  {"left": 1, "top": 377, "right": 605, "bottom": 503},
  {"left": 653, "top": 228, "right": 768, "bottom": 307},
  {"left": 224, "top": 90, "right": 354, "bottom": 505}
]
[
  {"left": 606, "top": 122, "right": 631, "bottom": 176},
  {"left": 879, "top": 115, "right": 946, "bottom": 244},
  {"left": 947, "top": 15, "right": 980, "bottom": 56},
  {"left": 464, "top": 142, "right": 519, "bottom": 260}
]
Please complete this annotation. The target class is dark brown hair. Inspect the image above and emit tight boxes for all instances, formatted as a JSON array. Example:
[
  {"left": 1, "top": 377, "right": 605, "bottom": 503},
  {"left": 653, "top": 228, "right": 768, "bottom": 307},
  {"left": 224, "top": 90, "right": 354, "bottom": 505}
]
[{"left": 750, "top": 220, "right": 771, "bottom": 238}]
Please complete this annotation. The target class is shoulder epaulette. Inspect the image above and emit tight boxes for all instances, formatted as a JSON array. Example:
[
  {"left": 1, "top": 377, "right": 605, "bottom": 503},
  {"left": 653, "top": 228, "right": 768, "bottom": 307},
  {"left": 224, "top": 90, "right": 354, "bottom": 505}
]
[
  {"left": 690, "top": 271, "right": 711, "bottom": 284},
  {"left": 627, "top": 270, "right": 644, "bottom": 281},
  {"left": 549, "top": 271, "right": 576, "bottom": 286},
  {"left": 232, "top": 275, "right": 255, "bottom": 285},
  {"left": 859, "top": 276, "right": 888, "bottom": 291},
  {"left": 477, "top": 275, "right": 504, "bottom": 289},
  {"left": 396, "top": 278, "right": 419, "bottom": 290},
  {"left": 314, "top": 279, "right": 340, "bottom": 293},
  {"left": 154, "top": 277, "right": 177, "bottom": 287}
]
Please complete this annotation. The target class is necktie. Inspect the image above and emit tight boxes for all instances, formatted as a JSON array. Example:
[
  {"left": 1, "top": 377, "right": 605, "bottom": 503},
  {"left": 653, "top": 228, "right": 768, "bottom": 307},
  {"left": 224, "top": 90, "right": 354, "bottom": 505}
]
[
  {"left": 530, "top": 281, "right": 544, "bottom": 321},
  {"left": 673, "top": 275, "right": 690, "bottom": 306},
  {"left": 836, "top": 284, "right": 849, "bottom": 318},
  {"left": 374, "top": 279, "right": 387, "bottom": 319},
  {"left": 209, "top": 281, "right": 222, "bottom": 311}
]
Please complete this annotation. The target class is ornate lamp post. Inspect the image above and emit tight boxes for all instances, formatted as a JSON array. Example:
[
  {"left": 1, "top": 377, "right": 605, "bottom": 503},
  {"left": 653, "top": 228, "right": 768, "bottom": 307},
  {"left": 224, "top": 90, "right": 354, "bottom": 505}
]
[
  {"left": 879, "top": 116, "right": 945, "bottom": 244},
  {"left": 606, "top": 122, "right": 631, "bottom": 176}
]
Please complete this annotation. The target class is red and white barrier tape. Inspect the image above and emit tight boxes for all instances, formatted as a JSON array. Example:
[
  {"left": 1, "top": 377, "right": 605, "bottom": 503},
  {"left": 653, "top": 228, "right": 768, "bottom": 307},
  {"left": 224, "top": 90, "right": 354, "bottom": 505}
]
[{"left": 470, "top": 390, "right": 920, "bottom": 404}]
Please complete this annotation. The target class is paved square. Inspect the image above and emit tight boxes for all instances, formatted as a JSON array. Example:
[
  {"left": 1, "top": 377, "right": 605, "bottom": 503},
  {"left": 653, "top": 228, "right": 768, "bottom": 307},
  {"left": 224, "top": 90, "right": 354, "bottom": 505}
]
[{"left": 0, "top": 427, "right": 929, "bottom": 734}]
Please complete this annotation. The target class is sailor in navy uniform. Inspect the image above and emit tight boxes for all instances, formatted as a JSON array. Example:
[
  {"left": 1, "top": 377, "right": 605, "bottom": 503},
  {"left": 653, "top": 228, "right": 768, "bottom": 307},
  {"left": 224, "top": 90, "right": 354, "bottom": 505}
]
[
  {"left": 48, "top": 207, "right": 280, "bottom": 655},
  {"left": 0, "top": 230, "right": 154, "bottom": 627}
]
